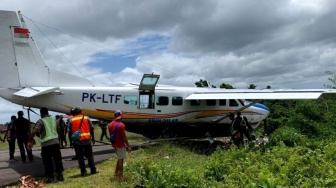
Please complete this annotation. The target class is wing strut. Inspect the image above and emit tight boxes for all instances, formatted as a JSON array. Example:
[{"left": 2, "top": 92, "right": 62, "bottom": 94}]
[{"left": 212, "top": 100, "right": 263, "bottom": 124}]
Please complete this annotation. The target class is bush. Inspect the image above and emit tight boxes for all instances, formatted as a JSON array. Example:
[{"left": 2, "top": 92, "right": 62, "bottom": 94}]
[
  {"left": 269, "top": 126, "right": 308, "bottom": 147},
  {"left": 126, "top": 144, "right": 219, "bottom": 188},
  {"left": 205, "top": 143, "right": 336, "bottom": 187}
]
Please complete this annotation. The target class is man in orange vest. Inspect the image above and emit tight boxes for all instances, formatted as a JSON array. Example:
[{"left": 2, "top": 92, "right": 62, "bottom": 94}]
[{"left": 69, "top": 106, "right": 98, "bottom": 176}]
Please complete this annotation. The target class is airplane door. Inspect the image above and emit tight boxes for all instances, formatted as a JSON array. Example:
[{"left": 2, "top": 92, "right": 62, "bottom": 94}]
[{"left": 138, "top": 74, "right": 160, "bottom": 110}]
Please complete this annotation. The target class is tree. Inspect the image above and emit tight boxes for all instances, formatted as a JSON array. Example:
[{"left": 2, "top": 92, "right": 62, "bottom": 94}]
[
  {"left": 220, "top": 83, "right": 234, "bottom": 89},
  {"left": 195, "top": 79, "right": 216, "bottom": 88},
  {"left": 324, "top": 71, "right": 336, "bottom": 89},
  {"left": 248, "top": 84, "right": 257, "bottom": 89},
  {"left": 195, "top": 79, "right": 209, "bottom": 87},
  {"left": 266, "top": 85, "right": 271, "bottom": 89}
]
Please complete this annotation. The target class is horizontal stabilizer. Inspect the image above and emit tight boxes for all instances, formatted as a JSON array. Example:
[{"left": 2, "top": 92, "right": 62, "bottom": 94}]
[{"left": 13, "top": 87, "right": 59, "bottom": 98}]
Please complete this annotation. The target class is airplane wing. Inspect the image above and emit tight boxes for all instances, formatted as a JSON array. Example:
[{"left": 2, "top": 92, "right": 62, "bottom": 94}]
[
  {"left": 185, "top": 89, "right": 336, "bottom": 100},
  {"left": 13, "top": 87, "right": 60, "bottom": 98}
]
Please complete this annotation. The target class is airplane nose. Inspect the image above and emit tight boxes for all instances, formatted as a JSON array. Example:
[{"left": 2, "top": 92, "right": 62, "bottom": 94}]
[
  {"left": 252, "top": 102, "right": 271, "bottom": 122},
  {"left": 253, "top": 103, "right": 271, "bottom": 112}
]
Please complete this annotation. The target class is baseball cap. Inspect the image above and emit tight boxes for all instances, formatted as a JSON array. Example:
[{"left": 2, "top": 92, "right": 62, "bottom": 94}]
[
  {"left": 114, "top": 110, "right": 122, "bottom": 118},
  {"left": 72, "top": 106, "right": 82, "bottom": 114}
]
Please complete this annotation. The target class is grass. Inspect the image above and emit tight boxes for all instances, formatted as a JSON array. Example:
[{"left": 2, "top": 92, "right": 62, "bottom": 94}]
[
  {"left": 33, "top": 143, "right": 211, "bottom": 188},
  {"left": 3, "top": 141, "right": 212, "bottom": 188}
]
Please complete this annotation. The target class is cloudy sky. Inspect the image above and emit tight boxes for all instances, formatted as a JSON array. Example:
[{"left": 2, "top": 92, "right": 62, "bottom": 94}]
[{"left": 1, "top": 0, "right": 336, "bottom": 123}]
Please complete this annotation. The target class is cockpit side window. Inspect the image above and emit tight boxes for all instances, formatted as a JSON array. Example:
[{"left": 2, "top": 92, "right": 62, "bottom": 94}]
[
  {"left": 124, "top": 95, "right": 137, "bottom": 105},
  {"left": 229, "top": 99, "right": 239, "bottom": 107}
]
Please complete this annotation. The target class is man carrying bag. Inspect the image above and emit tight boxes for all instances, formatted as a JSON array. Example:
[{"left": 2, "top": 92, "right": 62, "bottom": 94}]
[{"left": 69, "top": 106, "right": 98, "bottom": 177}]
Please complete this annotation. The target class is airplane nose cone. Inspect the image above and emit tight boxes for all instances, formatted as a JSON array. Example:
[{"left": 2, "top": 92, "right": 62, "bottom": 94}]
[
  {"left": 252, "top": 102, "right": 271, "bottom": 121},
  {"left": 253, "top": 103, "right": 271, "bottom": 112}
]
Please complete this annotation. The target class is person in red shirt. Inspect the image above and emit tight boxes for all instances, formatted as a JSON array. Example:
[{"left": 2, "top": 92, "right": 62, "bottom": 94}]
[{"left": 108, "top": 110, "right": 131, "bottom": 178}]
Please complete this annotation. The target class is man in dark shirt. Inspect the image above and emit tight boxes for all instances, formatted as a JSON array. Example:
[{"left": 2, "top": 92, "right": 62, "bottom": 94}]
[
  {"left": 233, "top": 112, "right": 253, "bottom": 147},
  {"left": 13, "top": 111, "right": 34, "bottom": 163},
  {"left": 4, "top": 115, "right": 17, "bottom": 162},
  {"left": 229, "top": 113, "right": 241, "bottom": 147},
  {"left": 99, "top": 120, "right": 109, "bottom": 141},
  {"left": 58, "top": 115, "right": 67, "bottom": 148}
]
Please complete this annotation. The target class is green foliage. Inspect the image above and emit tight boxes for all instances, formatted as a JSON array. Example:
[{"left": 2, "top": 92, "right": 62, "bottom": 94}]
[
  {"left": 126, "top": 144, "right": 219, "bottom": 188},
  {"left": 205, "top": 143, "right": 336, "bottom": 187},
  {"left": 195, "top": 79, "right": 217, "bottom": 88},
  {"left": 248, "top": 84, "right": 257, "bottom": 89},
  {"left": 195, "top": 79, "right": 209, "bottom": 87},
  {"left": 220, "top": 83, "right": 234, "bottom": 89},
  {"left": 324, "top": 71, "right": 336, "bottom": 89},
  {"left": 269, "top": 126, "right": 308, "bottom": 147}
]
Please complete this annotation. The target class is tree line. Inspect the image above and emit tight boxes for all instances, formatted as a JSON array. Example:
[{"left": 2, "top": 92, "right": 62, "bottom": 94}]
[{"left": 195, "top": 79, "right": 270, "bottom": 89}]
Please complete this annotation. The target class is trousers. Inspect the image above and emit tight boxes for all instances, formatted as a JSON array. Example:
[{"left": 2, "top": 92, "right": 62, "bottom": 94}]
[
  {"left": 41, "top": 144, "right": 63, "bottom": 177},
  {"left": 73, "top": 143, "right": 96, "bottom": 174}
]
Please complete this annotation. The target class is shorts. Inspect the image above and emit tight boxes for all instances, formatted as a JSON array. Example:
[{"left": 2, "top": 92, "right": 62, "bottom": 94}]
[{"left": 115, "top": 147, "right": 127, "bottom": 159}]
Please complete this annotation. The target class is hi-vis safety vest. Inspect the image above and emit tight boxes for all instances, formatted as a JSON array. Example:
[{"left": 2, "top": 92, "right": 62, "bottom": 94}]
[
  {"left": 39, "top": 116, "right": 58, "bottom": 143},
  {"left": 71, "top": 115, "right": 91, "bottom": 141},
  {"left": 240, "top": 116, "right": 247, "bottom": 127},
  {"left": 231, "top": 116, "right": 247, "bottom": 133}
]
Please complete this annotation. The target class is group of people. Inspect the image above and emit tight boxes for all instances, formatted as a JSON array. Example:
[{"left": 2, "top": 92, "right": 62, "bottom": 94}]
[
  {"left": 3, "top": 111, "right": 34, "bottom": 163},
  {"left": 229, "top": 111, "right": 253, "bottom": 147},
  {"left": 2, "top": 106, "right": 132, "bottom": 183}
]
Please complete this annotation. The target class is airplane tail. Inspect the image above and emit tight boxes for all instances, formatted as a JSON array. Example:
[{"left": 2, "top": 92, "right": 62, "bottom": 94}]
[{"left": 0, "top": 10, "right": 92, "bottom": 88}]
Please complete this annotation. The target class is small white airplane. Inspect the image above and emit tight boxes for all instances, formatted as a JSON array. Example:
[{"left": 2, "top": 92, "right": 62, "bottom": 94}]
[{"left": 0, "top": 10, "right": 335, "bottom": 138}]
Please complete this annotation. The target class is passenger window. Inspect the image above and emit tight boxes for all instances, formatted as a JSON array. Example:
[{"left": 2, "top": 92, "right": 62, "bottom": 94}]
[
  {"left": 229, "top": 99, "right": 238, "bottom": 107},
  {"left": 190, "top": 100, "right": 200, "bottom": 106},
  {"left": 156, "top": 96, "right": 169, "bottom": 106},
  {"left": 124, "top": 95, "right": 137, "bottom": 105},
  {"left": 219, "top": 99, "right": 226, "bottom": 106},
  {"left": 172, "top": 96, "right": 183, "bottom": 106},
  {"left": 206, "top": 100, "right": 216, "bottom": 106}
]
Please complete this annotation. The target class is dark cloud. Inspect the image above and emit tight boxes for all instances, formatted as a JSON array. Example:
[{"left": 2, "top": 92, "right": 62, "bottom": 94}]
[{"left": 2, "top": 0, "right": 336, "bottom": 87}]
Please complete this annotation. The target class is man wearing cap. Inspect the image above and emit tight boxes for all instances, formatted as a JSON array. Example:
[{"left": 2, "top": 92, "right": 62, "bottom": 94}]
[
  {"left": 108, "top": 110, "right": 131, "bottom": 178},
  {"left": 13, "top": 111, "right": 34, "bottom": 163},
  {"left": 69, "top": 106, "right": 98, "bottom": 176}
]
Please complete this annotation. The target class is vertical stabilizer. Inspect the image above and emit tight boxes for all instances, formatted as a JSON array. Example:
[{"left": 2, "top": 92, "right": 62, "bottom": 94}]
[{"left": 0, "top": 10, "right": 93, "bottom": 88}]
